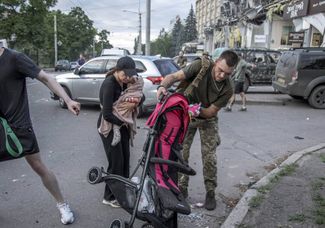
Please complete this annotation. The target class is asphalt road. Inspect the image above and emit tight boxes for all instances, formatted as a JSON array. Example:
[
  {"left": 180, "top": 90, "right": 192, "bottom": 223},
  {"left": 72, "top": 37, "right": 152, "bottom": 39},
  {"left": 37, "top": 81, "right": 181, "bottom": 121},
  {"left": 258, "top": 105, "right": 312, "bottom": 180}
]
[{"left": 0, "top": 74, "right": 324, "bottom": 228}]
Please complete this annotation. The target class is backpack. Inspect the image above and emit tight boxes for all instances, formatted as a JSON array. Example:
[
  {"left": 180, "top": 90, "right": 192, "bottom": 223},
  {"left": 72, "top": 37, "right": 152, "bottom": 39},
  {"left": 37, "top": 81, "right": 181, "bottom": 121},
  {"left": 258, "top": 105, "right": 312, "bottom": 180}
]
[{"left": 177, "top": 57, "right": 213, "bottom": 97}]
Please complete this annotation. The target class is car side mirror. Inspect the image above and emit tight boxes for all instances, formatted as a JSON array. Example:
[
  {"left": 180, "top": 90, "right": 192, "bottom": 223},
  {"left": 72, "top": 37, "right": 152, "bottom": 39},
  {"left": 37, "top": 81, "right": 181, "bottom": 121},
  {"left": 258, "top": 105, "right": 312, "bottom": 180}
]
[{"left": 74, "top": 67, "right": 80, "bottom": 75}]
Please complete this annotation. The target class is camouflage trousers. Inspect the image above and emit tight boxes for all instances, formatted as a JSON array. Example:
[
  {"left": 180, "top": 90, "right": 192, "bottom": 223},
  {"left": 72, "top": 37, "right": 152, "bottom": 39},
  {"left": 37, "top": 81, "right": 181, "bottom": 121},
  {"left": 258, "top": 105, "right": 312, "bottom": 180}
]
[{"left": 179, "top": 117, "right": 221, "bottom": 193}]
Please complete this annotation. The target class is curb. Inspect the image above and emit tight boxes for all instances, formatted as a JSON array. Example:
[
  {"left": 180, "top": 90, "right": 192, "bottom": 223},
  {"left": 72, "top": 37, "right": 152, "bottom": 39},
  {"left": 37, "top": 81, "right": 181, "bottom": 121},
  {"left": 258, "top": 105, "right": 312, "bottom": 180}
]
[{"left": 220, "top": 143, "right": 325, "bottom": 228}]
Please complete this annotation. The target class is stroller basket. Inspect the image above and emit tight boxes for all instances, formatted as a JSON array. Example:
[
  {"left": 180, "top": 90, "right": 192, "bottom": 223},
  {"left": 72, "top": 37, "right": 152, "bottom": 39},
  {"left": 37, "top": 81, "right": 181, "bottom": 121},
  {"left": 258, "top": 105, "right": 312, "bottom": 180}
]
[
  {"left": 105, "top": 175, "right": 138, "bottom": 213},
  {"left": 103, "top": 174, "right": 159, "bottom": 221}
]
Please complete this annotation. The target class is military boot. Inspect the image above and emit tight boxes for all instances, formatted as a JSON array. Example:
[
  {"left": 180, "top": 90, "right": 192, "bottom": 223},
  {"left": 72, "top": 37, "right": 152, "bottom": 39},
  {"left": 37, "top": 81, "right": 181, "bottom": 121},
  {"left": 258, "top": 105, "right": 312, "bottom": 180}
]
[{"left": 205, "top": 191, "right": 216, "bottom": 210}]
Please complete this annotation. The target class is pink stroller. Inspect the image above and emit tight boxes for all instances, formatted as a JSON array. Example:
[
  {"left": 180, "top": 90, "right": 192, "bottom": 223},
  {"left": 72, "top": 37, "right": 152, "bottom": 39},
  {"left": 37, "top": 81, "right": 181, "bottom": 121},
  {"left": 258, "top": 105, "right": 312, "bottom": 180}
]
[{"left": 87, "top": 93, "right": 196, "bottom": 228}]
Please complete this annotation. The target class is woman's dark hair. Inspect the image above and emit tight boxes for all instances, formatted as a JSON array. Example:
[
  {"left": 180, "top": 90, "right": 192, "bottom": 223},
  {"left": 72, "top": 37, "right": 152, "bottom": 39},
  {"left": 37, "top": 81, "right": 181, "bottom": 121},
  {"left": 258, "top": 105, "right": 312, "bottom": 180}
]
[
  {"left": 218, "top": 50, "right": 239, "bottom": 67},
  {"left": 106, "top": 67, "right": 118, "bottom": 78}
]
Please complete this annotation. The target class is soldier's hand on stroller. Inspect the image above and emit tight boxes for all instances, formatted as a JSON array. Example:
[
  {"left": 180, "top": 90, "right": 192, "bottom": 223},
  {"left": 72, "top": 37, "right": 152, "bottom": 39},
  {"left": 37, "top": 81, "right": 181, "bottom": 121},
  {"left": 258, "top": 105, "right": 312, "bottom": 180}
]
[
  {"left": 188, "top": 103, "right": 201, "bottom": 118},
  {"left": 156, "top": 85, "right": 168, "bottom": 100}
]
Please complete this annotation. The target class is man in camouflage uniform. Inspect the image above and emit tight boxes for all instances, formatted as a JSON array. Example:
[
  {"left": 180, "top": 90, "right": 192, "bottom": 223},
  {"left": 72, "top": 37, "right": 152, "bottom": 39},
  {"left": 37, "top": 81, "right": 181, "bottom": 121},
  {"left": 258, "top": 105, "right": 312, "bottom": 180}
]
[{"left": 157, "top": 50, "right": 239, "bottom": 210}]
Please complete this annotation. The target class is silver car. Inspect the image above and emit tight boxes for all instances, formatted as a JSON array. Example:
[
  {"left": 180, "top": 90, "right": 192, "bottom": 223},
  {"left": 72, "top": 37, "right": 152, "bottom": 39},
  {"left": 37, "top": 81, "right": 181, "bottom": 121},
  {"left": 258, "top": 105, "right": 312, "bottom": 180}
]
[{"left": 51, "top": 55, "right": 180, "bottom": 116}]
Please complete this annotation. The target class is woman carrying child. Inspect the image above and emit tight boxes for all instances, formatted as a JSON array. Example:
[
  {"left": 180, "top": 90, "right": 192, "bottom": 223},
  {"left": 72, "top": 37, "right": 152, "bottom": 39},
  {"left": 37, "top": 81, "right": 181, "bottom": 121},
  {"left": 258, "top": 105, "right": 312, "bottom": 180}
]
[{"left": 97, "top": 56, "right": 143, "bottom": 207}]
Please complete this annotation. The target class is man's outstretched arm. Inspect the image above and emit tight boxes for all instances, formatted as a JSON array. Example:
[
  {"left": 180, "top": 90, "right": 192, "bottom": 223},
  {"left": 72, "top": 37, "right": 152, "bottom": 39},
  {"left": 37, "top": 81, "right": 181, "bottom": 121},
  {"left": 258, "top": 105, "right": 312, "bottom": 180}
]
[{"left": 36, "top": 70, "right": 80, "bottom": 115}]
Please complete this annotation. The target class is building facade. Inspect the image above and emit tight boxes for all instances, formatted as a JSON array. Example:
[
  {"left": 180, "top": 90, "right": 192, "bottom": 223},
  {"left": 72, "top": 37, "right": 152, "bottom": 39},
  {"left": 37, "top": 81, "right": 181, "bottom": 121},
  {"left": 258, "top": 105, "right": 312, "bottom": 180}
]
[{"left": 195, "top": 0, "right": 325, "bottom": 54}]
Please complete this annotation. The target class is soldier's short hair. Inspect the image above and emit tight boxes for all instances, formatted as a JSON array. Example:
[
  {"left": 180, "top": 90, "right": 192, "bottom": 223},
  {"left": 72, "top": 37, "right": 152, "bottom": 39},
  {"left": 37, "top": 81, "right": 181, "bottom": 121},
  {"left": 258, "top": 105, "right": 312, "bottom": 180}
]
[{"left": 218, "top": 50, "right": 239, "bottom": 67}]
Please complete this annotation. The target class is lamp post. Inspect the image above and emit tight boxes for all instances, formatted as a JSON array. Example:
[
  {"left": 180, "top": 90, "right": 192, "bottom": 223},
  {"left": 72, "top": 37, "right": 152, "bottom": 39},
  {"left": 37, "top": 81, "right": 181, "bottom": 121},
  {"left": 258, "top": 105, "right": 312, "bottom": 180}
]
[{"left": 123, "top": 9, "right": 142, "bottom": 55}]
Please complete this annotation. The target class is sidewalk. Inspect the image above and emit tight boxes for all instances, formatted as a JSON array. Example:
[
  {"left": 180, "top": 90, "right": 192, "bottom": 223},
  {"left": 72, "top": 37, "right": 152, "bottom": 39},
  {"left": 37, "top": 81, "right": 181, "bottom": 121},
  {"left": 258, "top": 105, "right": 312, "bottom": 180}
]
[
  {"left": 222, "top": 144, "right": 325, "bottom": 228},
  {"left": 241, "top": 86, "right": 293, "bottom": 106}
]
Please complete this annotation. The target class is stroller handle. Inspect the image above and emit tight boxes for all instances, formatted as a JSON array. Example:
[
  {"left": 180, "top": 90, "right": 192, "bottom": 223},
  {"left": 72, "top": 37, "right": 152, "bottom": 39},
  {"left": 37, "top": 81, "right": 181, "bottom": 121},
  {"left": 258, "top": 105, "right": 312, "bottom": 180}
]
[{"left": 150, "top": 158, "right": 196, "bottom": 176}]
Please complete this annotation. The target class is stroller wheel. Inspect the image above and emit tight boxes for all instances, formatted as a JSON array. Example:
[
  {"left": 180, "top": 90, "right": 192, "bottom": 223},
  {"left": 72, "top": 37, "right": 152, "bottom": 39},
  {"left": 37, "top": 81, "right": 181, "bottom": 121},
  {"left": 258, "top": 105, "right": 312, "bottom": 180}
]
[
  {"left": 109, "top": 219, "right": 125, "bottom": 228},
  {"left": 87, "top": 166, "right": 102, "bottom": 184}
]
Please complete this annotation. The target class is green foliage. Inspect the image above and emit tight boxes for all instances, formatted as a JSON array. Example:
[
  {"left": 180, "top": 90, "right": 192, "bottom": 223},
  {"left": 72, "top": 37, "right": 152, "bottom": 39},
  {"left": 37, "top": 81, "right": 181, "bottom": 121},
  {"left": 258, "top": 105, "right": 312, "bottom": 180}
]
[
  {"left": 288, "top": 213, "right": 307, "bottom": 222},
  {"left": 183, "top": 5, "right": 198, "bottom": 43},
  {"left": 96, "top": 29, "right": 113, "bottom": 55},
  {"left": 249, "top": 194, "right": 264, "bottom": 208},
  {"left": 0, "top": 0, "right": 57, "bottom": 64},
  {"left": 170, "top": 16, "right": 185, "bottom": 56},
  {"left": 151, "top": 28, "right": 172, "bottom": 57},
  {"left": 0, "top": 2, "right": 110, "bottom": 66},
  {"left": 257, "top": 184, "right": 271, "bottom": 194}
]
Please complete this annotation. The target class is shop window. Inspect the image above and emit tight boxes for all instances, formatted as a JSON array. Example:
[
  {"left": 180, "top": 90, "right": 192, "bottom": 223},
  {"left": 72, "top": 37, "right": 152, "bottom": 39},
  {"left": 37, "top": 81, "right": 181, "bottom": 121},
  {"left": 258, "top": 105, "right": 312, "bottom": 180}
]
[
  {"left": 281, "top": 26, "right": 293, "bottom": 45},
  {"left": 312, "top": 33, "right": 323, "bottom": 47}
]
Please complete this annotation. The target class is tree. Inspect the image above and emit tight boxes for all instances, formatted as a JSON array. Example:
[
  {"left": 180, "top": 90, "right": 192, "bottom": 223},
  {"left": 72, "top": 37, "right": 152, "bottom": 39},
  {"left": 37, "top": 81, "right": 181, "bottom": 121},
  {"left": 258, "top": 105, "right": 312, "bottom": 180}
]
[
  {"left": 171, "top": 15, "right": 185, "bottom": 56},
  {"left": 183, "top": 5, "right": 198, "bottom": 43},
  {"left": 94, "top": 29, "right": 113, "bottom": 57},
  {"left": 65, "top": 7, "right": 97, "bottom": 59},
  {"left": 151, "top": 28, "right": 172, "bottom": 57},
  {"left": 0, "top": 0, "right": 58, "bottom": 64}
]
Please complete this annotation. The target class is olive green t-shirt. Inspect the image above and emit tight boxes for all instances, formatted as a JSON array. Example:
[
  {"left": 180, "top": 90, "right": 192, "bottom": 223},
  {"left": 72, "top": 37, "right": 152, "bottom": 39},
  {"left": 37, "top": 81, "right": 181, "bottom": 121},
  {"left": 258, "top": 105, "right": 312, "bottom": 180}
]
[{"left": 182, "top": 59, "right": 233, "bottom": 109}]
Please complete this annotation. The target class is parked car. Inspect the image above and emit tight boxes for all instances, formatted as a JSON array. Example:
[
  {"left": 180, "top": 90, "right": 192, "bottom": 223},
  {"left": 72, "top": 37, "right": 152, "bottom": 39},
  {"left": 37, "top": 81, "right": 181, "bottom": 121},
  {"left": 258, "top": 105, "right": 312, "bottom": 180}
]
[
  {"left": 70, "top": 61, "right": 78, "bottom": 70},
  {"left": 51, "top": 55, "right": 180, "bottom": 116},
  {"left": 55, "top": 60, "right": 70, "bottom": 71},
  {"left": 212, "top": 48, "right": 281, "bottom": 92},
  {"left": 272, "top": 47, "right": 325, "bottom": 109}
]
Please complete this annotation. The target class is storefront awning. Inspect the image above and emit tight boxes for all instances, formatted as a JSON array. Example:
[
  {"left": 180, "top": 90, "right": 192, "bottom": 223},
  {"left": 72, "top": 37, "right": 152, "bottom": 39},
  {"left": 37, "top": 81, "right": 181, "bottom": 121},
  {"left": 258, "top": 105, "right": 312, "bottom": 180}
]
[{"left": 303, "top": 13, "right": 325, "bottom": 34}]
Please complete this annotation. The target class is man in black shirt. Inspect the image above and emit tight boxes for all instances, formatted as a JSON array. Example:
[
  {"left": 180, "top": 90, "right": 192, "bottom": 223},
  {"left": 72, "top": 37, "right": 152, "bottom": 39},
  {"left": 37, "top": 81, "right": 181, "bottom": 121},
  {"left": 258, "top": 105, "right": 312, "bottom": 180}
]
[{"left": 0, "top": 47, "right": 80, "bottom": 225}]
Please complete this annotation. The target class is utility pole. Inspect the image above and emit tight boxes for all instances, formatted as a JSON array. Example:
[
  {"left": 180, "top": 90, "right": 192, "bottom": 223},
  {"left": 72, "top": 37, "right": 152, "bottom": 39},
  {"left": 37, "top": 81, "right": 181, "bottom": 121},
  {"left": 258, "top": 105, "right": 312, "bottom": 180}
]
[
  {"left": 145, "top": 0, "right": 151, "bottom": 55},
  {"left": 137, "top": 12, "right": 142, "bottom": 55},
  {"left": 54, "top": 14, "right": 57, "bottom": 66}
]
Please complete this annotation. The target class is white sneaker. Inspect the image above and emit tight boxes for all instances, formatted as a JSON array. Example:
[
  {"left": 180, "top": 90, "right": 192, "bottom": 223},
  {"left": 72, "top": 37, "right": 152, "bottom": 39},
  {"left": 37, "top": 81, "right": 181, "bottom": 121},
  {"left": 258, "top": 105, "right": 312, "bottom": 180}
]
[
  {"left": 102, "top": 199, "right": 120, "bottom": 208},
  {"left": 57, "top": 202, "right": 75, "bottom": 225}
]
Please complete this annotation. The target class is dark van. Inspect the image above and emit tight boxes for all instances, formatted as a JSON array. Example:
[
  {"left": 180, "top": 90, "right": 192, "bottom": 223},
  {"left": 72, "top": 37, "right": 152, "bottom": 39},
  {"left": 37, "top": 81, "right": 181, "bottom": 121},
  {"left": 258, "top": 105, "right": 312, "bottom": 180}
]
[{"left": 272, "top": 47, "right": 325, "bottom": 109}]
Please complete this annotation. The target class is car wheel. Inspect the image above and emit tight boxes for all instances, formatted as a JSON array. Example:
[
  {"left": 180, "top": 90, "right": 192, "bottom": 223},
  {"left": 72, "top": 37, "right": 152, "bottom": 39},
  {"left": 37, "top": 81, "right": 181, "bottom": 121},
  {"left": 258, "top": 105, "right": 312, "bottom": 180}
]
[
  {"left": 59, "top": 87, "right": 70, "bottom": 109},
  {"left": 308, "top": 85, "right": 325, "bottom": 109}
]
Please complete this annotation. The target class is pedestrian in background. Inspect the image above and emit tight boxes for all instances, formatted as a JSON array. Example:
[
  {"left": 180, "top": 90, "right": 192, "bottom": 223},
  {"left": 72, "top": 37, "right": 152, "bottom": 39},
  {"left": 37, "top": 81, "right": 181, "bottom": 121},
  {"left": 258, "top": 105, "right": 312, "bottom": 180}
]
[
  {"left": 97, "top": 56, "right": 142, "bottom": 208},
  {"left": 77, "top": 54, "right": 85, "bottom": 66},
  {"left": 157, "top": 50, "right": 239, "bottom": 210},
  {"left": 225, "top": 54, "right": 255, "bottom": 111},
  {"left": 177, "top": 51, "right": 187, "bottom": 68},
  {"left": 0, "top": 47, "right": 80, "bottom": 224}
]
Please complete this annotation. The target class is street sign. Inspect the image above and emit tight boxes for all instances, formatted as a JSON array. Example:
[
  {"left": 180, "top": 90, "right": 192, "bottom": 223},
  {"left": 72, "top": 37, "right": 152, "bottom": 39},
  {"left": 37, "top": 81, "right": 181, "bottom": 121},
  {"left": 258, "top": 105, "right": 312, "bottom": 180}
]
[
  {"left": 288, "top": 32, "right": 305, "bottom": 44},
  {"left": 57, "top": 40, "right": 62, "bottom": 46},
  {"left": 254, "top": 35, "right": 266, "bottom": 43}
]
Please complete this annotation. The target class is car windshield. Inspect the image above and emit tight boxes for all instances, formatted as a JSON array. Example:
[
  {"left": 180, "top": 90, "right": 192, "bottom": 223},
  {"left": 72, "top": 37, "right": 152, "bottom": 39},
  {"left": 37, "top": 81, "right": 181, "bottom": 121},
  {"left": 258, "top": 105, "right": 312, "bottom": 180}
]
[{"left": 154, "top": 60, "right": 180, "bottom": 76}]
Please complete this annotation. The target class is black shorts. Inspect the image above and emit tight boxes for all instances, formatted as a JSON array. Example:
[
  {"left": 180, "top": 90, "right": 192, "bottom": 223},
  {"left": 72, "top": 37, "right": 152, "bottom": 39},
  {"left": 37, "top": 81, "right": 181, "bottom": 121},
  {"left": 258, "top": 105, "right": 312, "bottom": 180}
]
[
  {"left": 0, "top": 126, "right": 39, "bottom": 162},
  {"left": 234, "top": 81, "right": 245, "bottom": 94}
]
